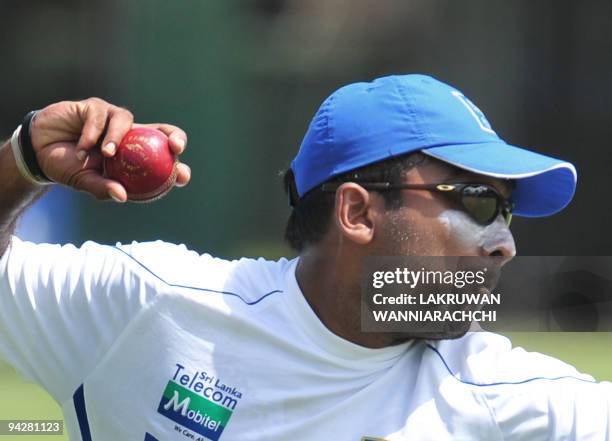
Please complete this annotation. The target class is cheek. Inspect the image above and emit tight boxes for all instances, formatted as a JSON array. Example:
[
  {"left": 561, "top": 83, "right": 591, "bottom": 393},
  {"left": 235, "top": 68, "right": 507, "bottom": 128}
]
[
  {"left": 379, "top": 210, "right": 416, "bottom": 250},
  {"left": 381, "top": 208, "right": 451, "bottom": 255},
  {"left": 438, "top": 209, "right": 487, "bottom": 250}
]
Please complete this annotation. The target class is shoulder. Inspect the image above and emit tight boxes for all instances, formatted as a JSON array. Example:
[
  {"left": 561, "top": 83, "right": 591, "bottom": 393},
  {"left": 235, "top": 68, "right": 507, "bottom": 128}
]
[
  {"left": 424, "top": 333, "right": 604, "bottom": 439},
  {"left": 2, "top": 236, "right": 129, "bottom": 281},
  {"left": 426, "top": 332, "right": 593, "bottom": 386},
  {"left": 426, "top": 333, "right": 612, "bottom": 440},
  {"left": 115, "top": 240, "right": 292, "bottom": 305},
  {"left": 3, "top": 237, "right": 291, "bottom": 296}
]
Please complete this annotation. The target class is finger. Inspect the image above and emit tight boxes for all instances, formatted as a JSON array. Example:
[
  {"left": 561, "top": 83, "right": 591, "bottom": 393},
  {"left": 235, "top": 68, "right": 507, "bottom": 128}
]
[
  {"left": 67, "top": 169, "right": 128, "bottom": 202},
  {"left": 135, "top": 123, "right": 187, "bottom": 155},
  {"left": 168, "top": 130, "right": 187, "bottom": 155},
  {"left": 175, "top": 163, "right": 191, "bottom": 187},
  {"left": 76, "top": 111, "right": 106, "bottom": 159},
  {"left": 100, "top": 107, "right": 134, "bottom": 157},
  {"left": 76, "top": 98, "right": 109, "bottom": 156},
  {"left": 107, "top": 181, "right": 128, "bottom": 203}
]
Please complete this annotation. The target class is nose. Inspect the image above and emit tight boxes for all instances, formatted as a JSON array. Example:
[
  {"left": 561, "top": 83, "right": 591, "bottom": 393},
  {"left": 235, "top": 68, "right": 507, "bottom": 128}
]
[{"left": 481, "top": 216, "right": 516, "bottom": 266}]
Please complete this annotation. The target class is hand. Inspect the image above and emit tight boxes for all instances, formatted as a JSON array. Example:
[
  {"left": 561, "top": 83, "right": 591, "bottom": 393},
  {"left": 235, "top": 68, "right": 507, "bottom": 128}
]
[{"left": 29, "top": 98, "right": 191, "bottom": 202}]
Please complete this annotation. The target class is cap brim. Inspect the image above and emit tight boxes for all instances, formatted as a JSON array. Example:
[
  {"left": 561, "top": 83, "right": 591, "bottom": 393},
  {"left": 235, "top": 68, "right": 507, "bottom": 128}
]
[{"left": 421, "top": 142, "right": 577, "bottom": 217}]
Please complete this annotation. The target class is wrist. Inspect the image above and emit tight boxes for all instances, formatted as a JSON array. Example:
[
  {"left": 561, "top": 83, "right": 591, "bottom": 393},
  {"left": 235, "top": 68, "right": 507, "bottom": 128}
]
[
  {"left": 10, "top": 111, "right": 54, "bottom": 187},
  {"left": 1, "top": 140, "right": 43, "bottom": 192}
]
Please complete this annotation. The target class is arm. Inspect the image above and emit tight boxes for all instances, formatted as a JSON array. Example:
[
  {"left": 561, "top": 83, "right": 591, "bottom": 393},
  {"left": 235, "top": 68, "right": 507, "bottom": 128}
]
[
  {"left": 0, "top": 98, "right": 191, "bottom": 402},
  {"left": 0, "top": 141, "right": 47, "bottom": 255},
  {"left": 0, "top": 98, "right": 191, "bottom": 258}
]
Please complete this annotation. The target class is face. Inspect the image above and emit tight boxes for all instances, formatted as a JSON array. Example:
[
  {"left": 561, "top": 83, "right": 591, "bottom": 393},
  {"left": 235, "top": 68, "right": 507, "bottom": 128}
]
[
  {"left": 373, "top": 157, "right": 516, "bottom": 260},
  {"left": 367, "top": 158, "right": 516, "bottom": 341}
]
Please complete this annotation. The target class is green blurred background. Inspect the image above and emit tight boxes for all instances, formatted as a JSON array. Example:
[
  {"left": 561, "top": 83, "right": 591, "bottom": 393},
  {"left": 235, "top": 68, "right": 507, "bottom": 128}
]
[{"left": 1, "top": 0, "right": 612, "bottom": 437}]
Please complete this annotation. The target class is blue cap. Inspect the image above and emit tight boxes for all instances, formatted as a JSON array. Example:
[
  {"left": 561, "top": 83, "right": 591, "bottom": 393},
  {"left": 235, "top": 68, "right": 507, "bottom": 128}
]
[{"left": 291, "top": 74, "right": 577, "bottom": 217}]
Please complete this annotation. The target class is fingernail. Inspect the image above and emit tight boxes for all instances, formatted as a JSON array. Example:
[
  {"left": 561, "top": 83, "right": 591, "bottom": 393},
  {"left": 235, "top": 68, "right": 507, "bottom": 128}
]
[
  {"left": 174, "top": 137, "right": 186, "bottom": 153},
  {"left": 176, "top": 165, "right": 190, "bottom": 187},
  {"left": 103, "top": 142, "right": 117, "bottom": 156},
  {"left": 76, "top": 150, "right": 87, "bottom": 161},
  {"left": 109, "top": 191, "right": 125, "bottom": 203}
]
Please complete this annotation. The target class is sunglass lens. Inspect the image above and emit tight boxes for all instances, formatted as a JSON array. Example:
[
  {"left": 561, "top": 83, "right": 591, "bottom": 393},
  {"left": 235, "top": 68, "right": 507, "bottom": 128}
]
[{"left": 462, "top": 194, "right": 498, "bottom": 224}]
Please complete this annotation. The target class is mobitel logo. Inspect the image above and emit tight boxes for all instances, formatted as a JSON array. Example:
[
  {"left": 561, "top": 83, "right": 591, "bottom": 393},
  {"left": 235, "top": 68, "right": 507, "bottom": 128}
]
[{"left": 158, "top": 380, "right": 232, "bottom": 441}]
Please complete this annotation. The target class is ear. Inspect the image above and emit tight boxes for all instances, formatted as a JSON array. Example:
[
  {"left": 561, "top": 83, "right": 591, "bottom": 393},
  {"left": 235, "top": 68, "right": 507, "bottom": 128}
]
[{"left": 333, "top": 183, "right": 379, "bottom": 245}]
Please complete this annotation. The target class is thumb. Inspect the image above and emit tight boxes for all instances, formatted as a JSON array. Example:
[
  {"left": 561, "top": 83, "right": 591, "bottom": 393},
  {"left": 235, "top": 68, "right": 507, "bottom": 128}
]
[{"left": 66, "top": 170, "right": 127, "bottom": 202}]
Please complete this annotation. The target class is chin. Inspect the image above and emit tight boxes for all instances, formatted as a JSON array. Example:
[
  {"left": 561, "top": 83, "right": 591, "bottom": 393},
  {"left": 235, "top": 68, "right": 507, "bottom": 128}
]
[{"left": 389, "top": 322, "right": 474, "bottom": 343}]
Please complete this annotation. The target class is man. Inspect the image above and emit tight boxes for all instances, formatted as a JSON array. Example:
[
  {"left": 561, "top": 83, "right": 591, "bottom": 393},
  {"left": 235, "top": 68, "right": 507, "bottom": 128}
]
[{"left": 0, "top": 74, "right": 608, "bottom": 440}]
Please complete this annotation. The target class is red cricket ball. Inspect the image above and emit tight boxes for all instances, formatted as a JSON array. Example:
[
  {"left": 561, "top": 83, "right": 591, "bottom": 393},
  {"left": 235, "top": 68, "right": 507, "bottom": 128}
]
[{"left": 103, "top": 127, "right": 178, "bottom": 202}]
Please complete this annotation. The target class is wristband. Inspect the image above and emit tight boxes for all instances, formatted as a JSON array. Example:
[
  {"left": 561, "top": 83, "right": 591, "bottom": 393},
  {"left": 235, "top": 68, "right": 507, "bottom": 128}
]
[{"left": 9, "top": 111, "right": 53, "bottom": 186}]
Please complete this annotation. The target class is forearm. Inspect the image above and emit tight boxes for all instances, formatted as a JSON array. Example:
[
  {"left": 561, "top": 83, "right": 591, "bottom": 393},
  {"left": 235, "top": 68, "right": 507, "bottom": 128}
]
[{"left": 0, "top": 139, "right": 49, "bottom": 256}]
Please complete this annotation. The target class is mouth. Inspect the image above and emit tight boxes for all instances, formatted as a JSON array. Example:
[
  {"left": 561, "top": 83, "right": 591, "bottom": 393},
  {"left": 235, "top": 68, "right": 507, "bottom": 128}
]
[{"left": 459, "top": 255, "right": 504, "bottom": 292}]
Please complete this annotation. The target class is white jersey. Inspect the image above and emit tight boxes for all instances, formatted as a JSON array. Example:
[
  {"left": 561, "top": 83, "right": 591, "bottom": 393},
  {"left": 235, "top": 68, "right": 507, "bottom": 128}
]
[{"left": 0, "top": 237, "right": 610, "bottom": 441}]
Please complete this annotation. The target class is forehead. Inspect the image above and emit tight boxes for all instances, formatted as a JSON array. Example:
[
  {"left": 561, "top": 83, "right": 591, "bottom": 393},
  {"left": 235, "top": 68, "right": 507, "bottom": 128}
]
[{"left": 405, "top": 156, "right": 514, "bottom": 198}]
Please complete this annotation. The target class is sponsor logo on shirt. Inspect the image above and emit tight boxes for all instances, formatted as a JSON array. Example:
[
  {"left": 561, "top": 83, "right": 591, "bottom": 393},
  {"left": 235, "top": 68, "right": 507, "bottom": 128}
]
[{"left": 157, "top": 363, "right": 243, "bottom": 441}]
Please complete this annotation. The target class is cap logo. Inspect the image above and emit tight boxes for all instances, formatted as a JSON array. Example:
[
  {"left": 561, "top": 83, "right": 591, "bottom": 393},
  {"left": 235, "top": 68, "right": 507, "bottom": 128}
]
[{"left": 451, "top": 90, "right": 496, "bottom": 135}]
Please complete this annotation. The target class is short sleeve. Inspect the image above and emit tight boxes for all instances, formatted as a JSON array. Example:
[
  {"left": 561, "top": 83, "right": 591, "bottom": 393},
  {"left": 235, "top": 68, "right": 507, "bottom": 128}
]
[
  {"left": 0, "top": 237, "right": 167, "bottom": 403},
  {"left": 431, "top": 333, "right": 612, "bottom": 440},
  {"left": 459, "top": 334, "right": 612, "bottom": 440},
  {"left": 486, "top": 375, "right": 612, "bottom": 440}
]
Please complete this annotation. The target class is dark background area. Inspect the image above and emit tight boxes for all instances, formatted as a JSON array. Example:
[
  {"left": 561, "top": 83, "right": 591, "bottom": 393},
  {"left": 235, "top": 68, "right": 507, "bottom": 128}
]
[{"left": 2, "top": 0, "right": 611, "bottom": 258}]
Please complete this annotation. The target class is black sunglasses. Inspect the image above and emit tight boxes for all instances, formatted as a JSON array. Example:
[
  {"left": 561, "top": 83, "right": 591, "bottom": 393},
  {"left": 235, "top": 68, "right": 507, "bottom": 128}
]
[{"left": 321, "top": 182, "right": 514, "bottom": 226}]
